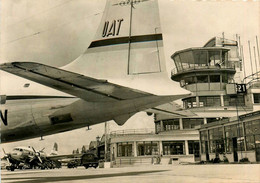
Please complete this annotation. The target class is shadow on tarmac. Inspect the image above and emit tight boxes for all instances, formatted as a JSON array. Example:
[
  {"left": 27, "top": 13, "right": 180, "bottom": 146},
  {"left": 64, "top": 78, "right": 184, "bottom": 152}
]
[{"left": 2, "top": 170, "right": 169, "bottom": 183}]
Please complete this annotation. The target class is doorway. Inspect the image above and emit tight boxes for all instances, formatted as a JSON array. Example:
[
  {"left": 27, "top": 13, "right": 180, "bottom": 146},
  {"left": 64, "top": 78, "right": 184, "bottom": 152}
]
[{"left": 232, "top": 137, "right": 238, "bottom": 162}]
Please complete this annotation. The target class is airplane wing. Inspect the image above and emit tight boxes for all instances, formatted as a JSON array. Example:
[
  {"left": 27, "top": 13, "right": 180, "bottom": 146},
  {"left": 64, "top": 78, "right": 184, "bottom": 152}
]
[
  {"left": 46, "top": 153, "right": 82, "bottom": 161},
  {"left": 0, "top": 62, "right": 151, "bottom": 102},
  {"left": 145, "top": 102, "right": 195, "bottom": 117}
]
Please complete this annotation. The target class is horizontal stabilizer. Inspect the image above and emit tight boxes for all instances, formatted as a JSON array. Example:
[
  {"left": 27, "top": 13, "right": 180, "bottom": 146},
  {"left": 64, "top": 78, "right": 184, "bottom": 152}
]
[
  {"left": 146, "top": 102, "right": 195, "bottom": 117},
  {"left": 0, "top": 62, "right": 152, "bottom": 102}
]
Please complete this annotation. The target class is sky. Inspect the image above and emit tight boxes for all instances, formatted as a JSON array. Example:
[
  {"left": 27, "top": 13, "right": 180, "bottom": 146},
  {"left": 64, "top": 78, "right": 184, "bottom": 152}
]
[{"left": 0, "top": 0, "right": 259, "bottom": 155}]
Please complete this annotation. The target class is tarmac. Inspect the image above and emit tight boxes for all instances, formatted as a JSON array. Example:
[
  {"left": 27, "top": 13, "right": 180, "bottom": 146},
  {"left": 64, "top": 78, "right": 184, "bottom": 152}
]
[{"left": 1, "top": 164, "right": 260, "bottom": 183}]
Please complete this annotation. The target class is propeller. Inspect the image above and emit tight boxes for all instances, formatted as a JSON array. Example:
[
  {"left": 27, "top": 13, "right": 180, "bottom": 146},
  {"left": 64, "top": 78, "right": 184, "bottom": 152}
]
[
  {"left": 39, "top": 148, "right": 45, "bottom": 152},
  {"left": 2, "top": 148, "right": 11, "bottom": 164},
  {"left": 2, "top": 148, "right": 7, "bottom": 155},
  {"left": 31, "top": 147, "right": 43, "bottom": 164}
]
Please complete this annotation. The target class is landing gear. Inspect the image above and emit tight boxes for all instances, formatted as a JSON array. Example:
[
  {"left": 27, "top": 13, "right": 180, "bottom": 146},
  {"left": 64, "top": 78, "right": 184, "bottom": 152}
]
[
  {"left": 6, "top": 165, "right": 15, "bottom": 171},
  {"left": 93, "top": 163, "right": 98, "bottom": 169},
  {"left": 10, "top": 166, "right": 15, "bottom": 171}
]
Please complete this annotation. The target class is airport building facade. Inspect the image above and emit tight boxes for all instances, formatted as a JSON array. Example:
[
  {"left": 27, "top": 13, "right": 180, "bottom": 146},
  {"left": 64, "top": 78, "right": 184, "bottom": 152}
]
[
  {"left": 108, "top": 128, "right": 199, "bottom": 166},
  {"left": 90, "top": 37, "right": 260, "bottom": 165},
  {"left": 198, "top": 110, "right": 260, "bottom": 163}
]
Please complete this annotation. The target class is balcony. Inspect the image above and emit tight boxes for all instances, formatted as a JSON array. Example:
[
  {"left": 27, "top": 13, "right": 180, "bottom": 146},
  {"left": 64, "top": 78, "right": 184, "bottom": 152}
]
[
  {"left": 171, "top": 47, "right": 237, "bottom": 81},
  {"left": 110, "top": 128, "right": 155, "bottom": 137},
  {"left": 171, "top": 62, "right": 236, "bottom": 76}
]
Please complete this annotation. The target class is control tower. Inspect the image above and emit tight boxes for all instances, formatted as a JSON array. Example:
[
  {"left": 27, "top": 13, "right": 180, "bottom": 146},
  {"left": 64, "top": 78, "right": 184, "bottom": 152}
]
[{"left": 154, "top": 37, "right": 253, "bottom": 161}]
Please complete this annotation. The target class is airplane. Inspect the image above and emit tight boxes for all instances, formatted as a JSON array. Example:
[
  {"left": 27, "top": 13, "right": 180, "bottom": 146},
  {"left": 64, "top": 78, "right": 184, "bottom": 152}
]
[
  {"left": 1, "top": 142, "right": 67, "bottom": 171},
  {"left": 0, "top": 0, "right": 192, "bottom": 143}
]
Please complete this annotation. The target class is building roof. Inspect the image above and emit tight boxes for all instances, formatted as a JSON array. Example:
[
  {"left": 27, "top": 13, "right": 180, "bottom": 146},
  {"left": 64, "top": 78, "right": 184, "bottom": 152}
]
[
  {"left": 203, "top": 37, "right": 238, "bottom": 47},
  {"left": 197, "top": 110, "right": 260, "bottom": 130}
]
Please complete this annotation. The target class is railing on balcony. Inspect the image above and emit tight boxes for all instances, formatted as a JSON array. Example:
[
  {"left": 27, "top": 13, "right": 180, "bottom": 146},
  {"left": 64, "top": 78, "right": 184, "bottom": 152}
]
[
  {"left": 110, "top": 128, "right": 155, "bottom": 137},
  {"left": 171, "top": 62, "right": 236, "bottom": 75}
]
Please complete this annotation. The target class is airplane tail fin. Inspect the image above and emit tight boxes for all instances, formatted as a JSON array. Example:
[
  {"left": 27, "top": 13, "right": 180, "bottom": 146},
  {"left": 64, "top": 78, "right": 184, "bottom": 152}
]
[
  {"left": 64, "top": 0, "right": 190, "bottom": 96},
  {"left": 50, "top": 142, "right": 58, "bottom": 155},
  {"left": 65, "top": 0, "right": 167, "bottom": 80}
]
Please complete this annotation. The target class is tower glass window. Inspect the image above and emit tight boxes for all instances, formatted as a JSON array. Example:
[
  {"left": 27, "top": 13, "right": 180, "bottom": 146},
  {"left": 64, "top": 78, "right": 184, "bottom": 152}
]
[
  {"left": 210, "top": 75, "right": 220, "bottom": 83},
  {"left": 253, "top": 93, "right": 260, "bottom": 103},
  {"left": 223, "top": 95, "right": 245, "bottom": 106},
  {"left": 193, "top": 50, "right": 208, "bottom": 67},
  {"left": 183, "top": 97, "right": 197, "bottom": 109},
  {"left": 184, "top": 76, "right": 197, "bottom": 85},
  {"left": 199, "top": 96, "right": 221, "bottom": 107},
  {"left": 197, "top": 75, "right": 208, "bottom": 83},
  {"left": 183, "top": 118, "right": 204, "bottom": 129},
  {"left": 208, "top": 51, "right": 221, "bottom": 66},
  {"left": 222, "top": 74, "right": 228, "bottom": 83},
  {"left": 163, "top": 119, "right": 180, "bottom": 130}
]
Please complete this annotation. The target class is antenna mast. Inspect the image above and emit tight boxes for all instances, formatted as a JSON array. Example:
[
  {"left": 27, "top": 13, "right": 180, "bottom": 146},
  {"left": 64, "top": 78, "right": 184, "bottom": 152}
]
[
  {"left": 256, "top": 36, "right": 260, "bottom": 65},
  {"left": 248, "top": 41, "right": 254, "bottom": 76}
]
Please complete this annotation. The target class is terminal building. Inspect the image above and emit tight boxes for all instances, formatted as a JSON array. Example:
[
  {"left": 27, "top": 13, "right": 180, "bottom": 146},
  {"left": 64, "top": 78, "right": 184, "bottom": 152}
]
[
  {"left": 198, "top": 110, "right": 260, "bottom": 163},
  {"left": 89, "top": 37, "right": 260, "bottom": 166}
]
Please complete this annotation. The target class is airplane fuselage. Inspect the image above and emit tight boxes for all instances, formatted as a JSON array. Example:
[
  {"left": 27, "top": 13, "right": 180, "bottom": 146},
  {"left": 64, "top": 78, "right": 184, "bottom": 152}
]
[
  {"left": 8, "top": 147, "right": 35, "bottom": 164},
  {"left": 1, "top": 88, "right": 175, "bottom": 143},
  {"left": 1, "top": 97, "right": 77, "bottom": 143}
]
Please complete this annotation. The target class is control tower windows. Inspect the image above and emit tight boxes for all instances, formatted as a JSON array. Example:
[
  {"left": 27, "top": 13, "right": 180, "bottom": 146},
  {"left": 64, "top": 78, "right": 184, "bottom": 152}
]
[
  {"left": 182, "top": 95, "right": 246, "bottom": 108},
  {"left": 199, "top": 96, "right": 221, "bottom": 107},
  {"left": 193, "top": 50, "right": 208, "bottom": 67},
  {"left": 174, "top": 55, "right": 182, "bottom": 72},
  {"left": 222, "top": 73, "right": 228, "bottom": 83},
  {"left": 208, "top": 51, "right": 221, "bottom": 66},
  {"left": 171, "top": 48, "right": 231, "bottom": 75},
  {"left": 163, "top": 119, "right": 180, "bottom": 130},
  {"left": 155, "top": 121, "right": 162, "bottom": 133},
  {"left": 223, "top": 95, "right": 245, "bottom": 106},
  {"left": 180, "top": 74, "right": 232, "bottom": 88},
  {"left": 207, "top": 118, "right": 221, "bottom": 123},
  {"left": 253, "top": 93, "right": 260, "bottom": 103},
  {"left": 179, "top": 51, "right": 194, "bottom": 68},
  {"left": 183, "top": 118, "right": 204, "bottom": 129},
  {"left": 183, "top": 96, "right": 222, "bottom": 109},
  {"left": 197, "top": 75, "right": 208, "bottom": 83},
  {"left": 210, "top": 75, "right": 220, "bottom": 83},
  {"left": 184, "top": 76, "right": 197, "bottom": 85},
  {"left": 183, "top": 97, "right": 197, "bottom": 109}
]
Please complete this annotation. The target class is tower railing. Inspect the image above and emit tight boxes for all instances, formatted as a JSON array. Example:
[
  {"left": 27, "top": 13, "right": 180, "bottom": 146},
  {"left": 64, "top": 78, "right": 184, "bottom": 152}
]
[{"left": 171, "top": 62, "right": 236, "bottom": 75}]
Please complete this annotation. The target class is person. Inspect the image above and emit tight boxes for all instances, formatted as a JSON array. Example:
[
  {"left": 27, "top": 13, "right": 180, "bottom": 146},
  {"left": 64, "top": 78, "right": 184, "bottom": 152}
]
[{"left": 157, "top": 153, "right": 162, "bottom": 164}]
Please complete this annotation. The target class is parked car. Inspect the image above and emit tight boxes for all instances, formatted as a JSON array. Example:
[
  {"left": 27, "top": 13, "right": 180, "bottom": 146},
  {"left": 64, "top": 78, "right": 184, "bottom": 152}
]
[
  {"left": 81, "top": 153, "right": 99, "bottom": 169},
  {"left": 67, "top": 160, "right": 79, "bottom": 168}
]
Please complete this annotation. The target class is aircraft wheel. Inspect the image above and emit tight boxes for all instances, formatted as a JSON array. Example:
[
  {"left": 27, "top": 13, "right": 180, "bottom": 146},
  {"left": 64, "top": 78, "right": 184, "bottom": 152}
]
[
  {"left": 94, "top": 164, "right": 98, "bottom": 168},
  {"left": 10, "top": 166, "right": 15, "bottom": 171},
  {"left": 84, "top": 165, "right": 89, "bottom": 169}
]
